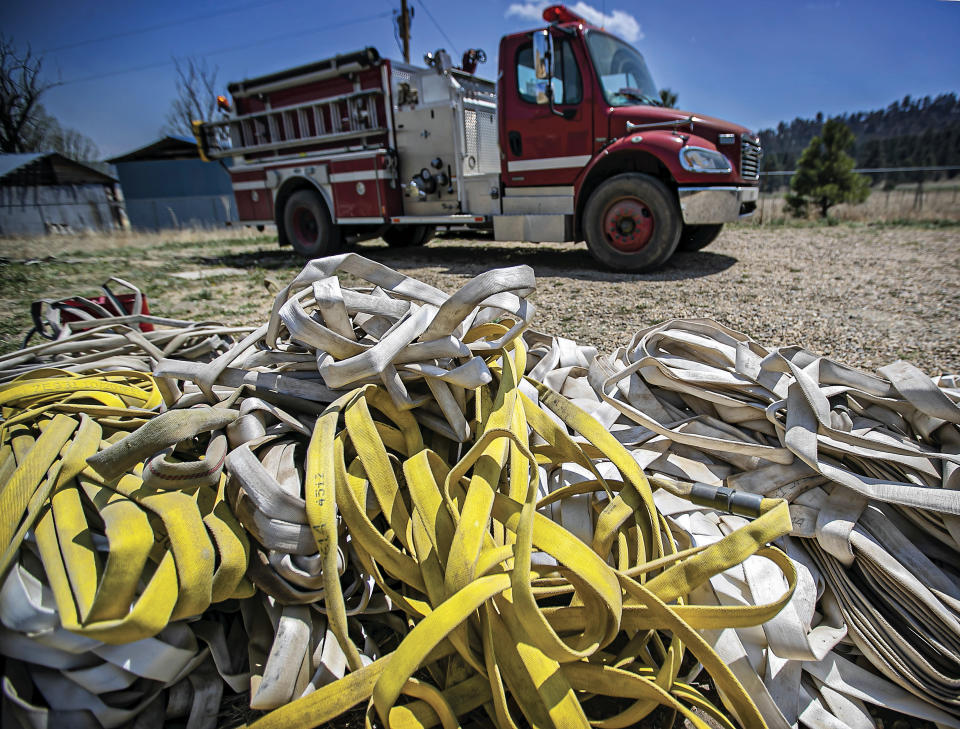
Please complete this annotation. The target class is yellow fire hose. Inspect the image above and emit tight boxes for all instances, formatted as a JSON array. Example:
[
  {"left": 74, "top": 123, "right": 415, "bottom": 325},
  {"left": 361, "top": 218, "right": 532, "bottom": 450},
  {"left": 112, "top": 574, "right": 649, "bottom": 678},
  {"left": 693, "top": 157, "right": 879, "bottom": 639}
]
[{"left": 0, "top": 369, "right": 252, "bottom": 727}]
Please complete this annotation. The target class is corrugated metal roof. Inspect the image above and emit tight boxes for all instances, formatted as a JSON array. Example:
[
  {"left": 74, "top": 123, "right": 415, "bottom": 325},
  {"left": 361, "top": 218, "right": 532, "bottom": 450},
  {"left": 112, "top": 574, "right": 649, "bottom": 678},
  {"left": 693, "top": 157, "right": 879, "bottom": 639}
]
[
  {"left": 0, "top": 153, "right": 117, "bottom": 185},
  {"left": 106, "top": 136, "right": 201, "bottom": 163},
  {"left": 0, "top": 153, "right": 45, "bottom": 180}
]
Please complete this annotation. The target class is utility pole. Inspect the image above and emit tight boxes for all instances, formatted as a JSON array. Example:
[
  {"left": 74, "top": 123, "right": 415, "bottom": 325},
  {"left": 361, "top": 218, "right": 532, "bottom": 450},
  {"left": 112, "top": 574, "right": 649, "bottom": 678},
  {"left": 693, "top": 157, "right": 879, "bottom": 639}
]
[{"left": 399, "top": 0, "right": 412, "bottom": 64}]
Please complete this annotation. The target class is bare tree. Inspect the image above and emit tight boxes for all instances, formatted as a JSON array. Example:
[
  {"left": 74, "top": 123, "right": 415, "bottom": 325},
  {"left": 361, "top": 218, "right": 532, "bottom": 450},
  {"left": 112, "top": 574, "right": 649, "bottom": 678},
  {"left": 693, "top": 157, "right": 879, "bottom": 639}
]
[
  {"left": 48, "top": 123, "right": 100, "bottom": 161},
  {"left": 0, "top": 34, "right": 58, "bottom": 153},
  {"left": 164, "top": 57, "right": 219, "bottom": 138},
  {"left": 0, "top": 36, "right": 99, "bottom": 160}
]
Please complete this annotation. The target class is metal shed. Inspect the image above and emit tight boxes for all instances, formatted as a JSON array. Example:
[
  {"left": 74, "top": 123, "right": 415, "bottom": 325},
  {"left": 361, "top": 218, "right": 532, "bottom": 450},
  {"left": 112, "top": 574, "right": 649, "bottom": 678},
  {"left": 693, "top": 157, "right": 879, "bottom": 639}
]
[
  {"left": 107, "top": 136, "right": 238, "bottom": 231},
  {"left": 0, "top": 153, "right": 126, "bottom": 236}
]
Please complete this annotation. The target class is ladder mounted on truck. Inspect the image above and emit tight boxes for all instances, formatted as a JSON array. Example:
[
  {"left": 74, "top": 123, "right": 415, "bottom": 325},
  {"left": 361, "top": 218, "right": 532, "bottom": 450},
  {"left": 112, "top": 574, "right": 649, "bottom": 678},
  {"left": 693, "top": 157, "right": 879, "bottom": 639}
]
[
  {"left": 192, "top": 48, "right": 389, "bottom": 162},
  {"left": 194, "top": 88, "right": 387, "bottom": 161}
]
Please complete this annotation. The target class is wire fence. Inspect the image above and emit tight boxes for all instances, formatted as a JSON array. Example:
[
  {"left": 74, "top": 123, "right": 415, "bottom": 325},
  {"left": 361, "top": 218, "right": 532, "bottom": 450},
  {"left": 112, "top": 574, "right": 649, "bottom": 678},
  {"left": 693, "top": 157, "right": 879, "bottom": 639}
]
[{"left": 751, "top": 165, "right": 960, "bottom": 224}]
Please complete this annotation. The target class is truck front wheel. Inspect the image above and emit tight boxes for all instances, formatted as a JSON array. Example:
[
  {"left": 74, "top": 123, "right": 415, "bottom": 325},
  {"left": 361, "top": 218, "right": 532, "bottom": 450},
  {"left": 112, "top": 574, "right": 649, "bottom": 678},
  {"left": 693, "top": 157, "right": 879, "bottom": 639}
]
[
  {"left": 282, "top": 189, "right": 341, "bottom": 259},
  {"left": 382, "top": 225, "right": 436, "bottom": 248},
  {"left": 583, "top": 173, "right": 681, "bottom": 272},
  {"left": 677, "top": 223, "right": 723, "bottom": 252}
]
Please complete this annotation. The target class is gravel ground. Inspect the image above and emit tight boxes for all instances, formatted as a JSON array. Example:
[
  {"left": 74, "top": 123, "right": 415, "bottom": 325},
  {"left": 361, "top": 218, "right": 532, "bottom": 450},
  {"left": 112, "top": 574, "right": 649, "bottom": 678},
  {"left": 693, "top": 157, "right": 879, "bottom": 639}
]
[
  {"left": 2, "top": 223, "right": 958, "bottom": 375},
  {"left": 355, "top": 224, "right": 960, "bottom": 376}
]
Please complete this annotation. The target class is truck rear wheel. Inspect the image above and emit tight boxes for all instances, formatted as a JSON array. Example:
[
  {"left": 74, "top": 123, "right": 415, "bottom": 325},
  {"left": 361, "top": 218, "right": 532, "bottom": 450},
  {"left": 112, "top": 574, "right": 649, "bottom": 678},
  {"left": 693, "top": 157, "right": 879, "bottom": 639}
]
[
  {"left": 382, "top": 225, "right": 435, "bottom": 248},
  {"left": 677, "top": 223, "right": 723, "bottom": 252},
  {"left": 583, "top": 173, "right": 681, "bottom": 272},
  {"left": 283, "top": 189, "right": 341, "bottom": 259}
]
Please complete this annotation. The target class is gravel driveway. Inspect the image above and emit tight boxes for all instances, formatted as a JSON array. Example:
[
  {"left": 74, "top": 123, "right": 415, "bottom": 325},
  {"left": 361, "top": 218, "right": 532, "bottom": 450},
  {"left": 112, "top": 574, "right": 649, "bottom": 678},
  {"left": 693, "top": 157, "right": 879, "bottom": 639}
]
[
  {"left": 353, "top": 224, "right": 960, "bottom": 376},
  {"left": 2, "top": 223, "right": 957, "bottom": 375}
]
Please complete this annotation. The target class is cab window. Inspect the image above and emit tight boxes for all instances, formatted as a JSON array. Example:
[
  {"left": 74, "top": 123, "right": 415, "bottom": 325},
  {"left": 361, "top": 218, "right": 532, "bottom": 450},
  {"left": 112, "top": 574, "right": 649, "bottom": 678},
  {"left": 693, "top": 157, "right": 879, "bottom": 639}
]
[{"left": 516, "top": 39, "right": 582, "bottom": 105}]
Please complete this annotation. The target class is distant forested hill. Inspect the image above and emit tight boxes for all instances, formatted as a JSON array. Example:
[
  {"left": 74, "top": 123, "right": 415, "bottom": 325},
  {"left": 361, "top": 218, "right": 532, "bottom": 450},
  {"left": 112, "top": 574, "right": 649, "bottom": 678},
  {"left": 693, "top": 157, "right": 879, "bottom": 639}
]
[{"left": 759, "top": 93, "right": 960, "bottom": 180}]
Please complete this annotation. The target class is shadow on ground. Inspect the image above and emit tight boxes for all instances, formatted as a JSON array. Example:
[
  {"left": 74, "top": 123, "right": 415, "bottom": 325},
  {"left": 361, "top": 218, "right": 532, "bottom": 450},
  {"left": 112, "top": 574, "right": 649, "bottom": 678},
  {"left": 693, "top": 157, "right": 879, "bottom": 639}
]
[{"left": 189, "top": 240, "right": 738, "bottom": 282}]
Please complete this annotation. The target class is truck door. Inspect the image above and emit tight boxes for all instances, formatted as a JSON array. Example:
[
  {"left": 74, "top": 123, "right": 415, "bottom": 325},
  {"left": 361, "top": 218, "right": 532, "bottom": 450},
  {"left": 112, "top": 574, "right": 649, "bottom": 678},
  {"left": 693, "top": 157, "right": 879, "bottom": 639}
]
[{"left": 500, "top": 33, "right": 593, "bottom": 188}]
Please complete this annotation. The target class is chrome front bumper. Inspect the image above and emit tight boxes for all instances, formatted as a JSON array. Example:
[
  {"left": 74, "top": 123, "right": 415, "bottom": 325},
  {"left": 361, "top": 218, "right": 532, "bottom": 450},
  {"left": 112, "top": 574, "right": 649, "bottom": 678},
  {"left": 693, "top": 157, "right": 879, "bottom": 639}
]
[{"left": 677, "top": 186, "right": 759, "bottom": 224}]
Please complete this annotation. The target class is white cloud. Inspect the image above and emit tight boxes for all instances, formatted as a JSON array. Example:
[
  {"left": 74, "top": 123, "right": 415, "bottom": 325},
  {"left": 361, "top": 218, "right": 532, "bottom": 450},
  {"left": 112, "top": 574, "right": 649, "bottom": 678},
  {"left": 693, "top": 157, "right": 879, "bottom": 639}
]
[
  {"left": 504, "top": 2, "right": 643, "bottom": 42},
  {"left": 570, "top": 3, "right": 643, "bottom": 41},
  {"left": 505, "top": 2, "right": 550, "bottom": 21}
]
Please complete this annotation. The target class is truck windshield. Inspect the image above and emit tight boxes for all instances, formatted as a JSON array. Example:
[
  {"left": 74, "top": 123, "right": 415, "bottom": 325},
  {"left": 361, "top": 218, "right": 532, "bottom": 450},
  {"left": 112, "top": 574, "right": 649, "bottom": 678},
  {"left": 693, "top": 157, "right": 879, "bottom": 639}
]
[{"left": 584, "top": 30, "right": 660, "bottom": 107}]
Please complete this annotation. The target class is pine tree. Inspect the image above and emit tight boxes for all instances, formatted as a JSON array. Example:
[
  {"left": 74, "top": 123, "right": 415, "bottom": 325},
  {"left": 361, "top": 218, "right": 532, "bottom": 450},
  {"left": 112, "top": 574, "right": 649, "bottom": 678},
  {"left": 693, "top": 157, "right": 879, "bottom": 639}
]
[
  {"left": 658, "top": 88, "right": 678, "bottom": 108},
  {"left": 785, "top": 119, "right": 870, "bottom": 218}
]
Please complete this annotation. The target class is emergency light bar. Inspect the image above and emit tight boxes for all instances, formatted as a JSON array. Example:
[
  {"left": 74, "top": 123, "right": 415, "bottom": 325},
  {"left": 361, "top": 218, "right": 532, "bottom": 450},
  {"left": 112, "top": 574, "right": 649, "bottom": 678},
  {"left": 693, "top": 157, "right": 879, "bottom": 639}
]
[{"left": 542, "top": 5, "right": 586, "bottom": 24}]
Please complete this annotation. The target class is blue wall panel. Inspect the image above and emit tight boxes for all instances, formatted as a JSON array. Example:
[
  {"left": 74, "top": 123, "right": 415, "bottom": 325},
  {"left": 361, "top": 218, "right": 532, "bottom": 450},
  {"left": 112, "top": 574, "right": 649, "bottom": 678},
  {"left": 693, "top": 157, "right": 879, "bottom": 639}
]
[
  {"left": 124, "top": 195, "right": 238, "bottom": 231},
  {"left": 114, "top": 159, "right": 239, "bottom": 230},
  {"left": 115, "top": 159, "right": 234, "bottom": 199}
]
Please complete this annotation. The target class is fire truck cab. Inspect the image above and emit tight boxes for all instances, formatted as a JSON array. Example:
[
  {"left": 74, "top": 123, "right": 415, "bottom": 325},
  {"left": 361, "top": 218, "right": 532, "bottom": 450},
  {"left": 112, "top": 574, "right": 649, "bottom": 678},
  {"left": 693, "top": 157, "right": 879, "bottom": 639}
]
[{"left": 195, "top": 4, "right": 760, "bottom": 271}]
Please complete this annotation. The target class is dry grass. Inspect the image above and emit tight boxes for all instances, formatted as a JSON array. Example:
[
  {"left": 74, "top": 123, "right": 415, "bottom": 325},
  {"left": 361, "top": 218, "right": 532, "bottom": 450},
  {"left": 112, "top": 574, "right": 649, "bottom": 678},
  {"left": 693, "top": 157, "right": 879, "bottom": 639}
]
[
  {"left": 0, "top": 225, "right": 269, "bottom": 260},
  {"left": 0, "top": 230, "right": 276, "bottom": 353},
  {"left": 750, "top": 186, "right": 960, "bottom": 224}
]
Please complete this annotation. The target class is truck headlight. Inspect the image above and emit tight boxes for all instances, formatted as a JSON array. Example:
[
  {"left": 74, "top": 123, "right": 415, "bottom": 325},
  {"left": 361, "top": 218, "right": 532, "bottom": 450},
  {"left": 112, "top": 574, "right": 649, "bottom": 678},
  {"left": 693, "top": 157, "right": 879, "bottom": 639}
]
[{"left": 679, "top": 146, "right": 732, "bottom": 174}]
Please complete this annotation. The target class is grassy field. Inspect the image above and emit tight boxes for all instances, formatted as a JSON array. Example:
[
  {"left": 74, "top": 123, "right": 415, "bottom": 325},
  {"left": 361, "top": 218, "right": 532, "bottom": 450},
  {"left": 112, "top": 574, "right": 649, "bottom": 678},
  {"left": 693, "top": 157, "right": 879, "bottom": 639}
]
[
  {"left": 749, "top": 185, "right": 960, "bottom": 224},
  {"left": 0, "top": 229, "right": 270, "bottom": 352}
]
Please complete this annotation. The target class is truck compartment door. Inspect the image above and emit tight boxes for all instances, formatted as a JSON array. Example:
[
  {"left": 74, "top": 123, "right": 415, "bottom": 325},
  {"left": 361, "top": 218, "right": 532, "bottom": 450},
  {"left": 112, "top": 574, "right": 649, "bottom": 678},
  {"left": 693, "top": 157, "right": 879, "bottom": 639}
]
[
  {"left": 329, "top": 153, "right": 400, "bottom": 222},
  {"left": 395, "top": 106, "right": 460, "bottom": 216}
]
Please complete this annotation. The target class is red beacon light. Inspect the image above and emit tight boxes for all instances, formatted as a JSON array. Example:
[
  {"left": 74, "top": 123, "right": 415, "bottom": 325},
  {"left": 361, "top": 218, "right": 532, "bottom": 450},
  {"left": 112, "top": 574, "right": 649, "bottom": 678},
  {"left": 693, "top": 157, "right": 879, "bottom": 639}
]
[
  {"left": 216, "top": 95, "right": 231, "bottom": 112},
  {"left": 542, "top": 5, "right": 586, "bottom": 24}
]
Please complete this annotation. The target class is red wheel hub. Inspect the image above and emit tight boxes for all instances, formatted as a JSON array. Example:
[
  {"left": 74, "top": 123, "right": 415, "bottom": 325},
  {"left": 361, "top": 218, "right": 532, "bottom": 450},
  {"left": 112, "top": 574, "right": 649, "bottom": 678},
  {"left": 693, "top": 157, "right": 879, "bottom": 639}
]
[
  {"left": 603, "top": 198, "right": 654, "bottom": 252},
  {"left": 293, "top": 207, "right": 319, "bottom": 245}
]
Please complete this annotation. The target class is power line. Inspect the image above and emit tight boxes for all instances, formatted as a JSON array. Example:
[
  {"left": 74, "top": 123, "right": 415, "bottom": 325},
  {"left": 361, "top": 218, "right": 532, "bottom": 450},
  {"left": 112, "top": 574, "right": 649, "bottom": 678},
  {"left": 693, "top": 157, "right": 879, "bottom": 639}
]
[
  {"left": 379, "top": 0, "right": 404, "bottom": 56},
  {"left": 58, "top": 12, "right": 393, "bottom": 87},
  {"left": 42, "top": 0, "right": 293, "bottom": 54},
  {"left": 414, "top": 0, "right": 457, "bottom": 55},
  {"left": 392, "top": 14, "right": 405, "bottom": 57}
]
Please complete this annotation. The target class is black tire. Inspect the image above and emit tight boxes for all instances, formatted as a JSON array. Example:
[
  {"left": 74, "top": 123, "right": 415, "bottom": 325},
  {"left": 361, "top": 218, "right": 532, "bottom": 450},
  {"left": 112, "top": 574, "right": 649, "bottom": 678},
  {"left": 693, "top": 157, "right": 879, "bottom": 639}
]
[
  {"left": 677, "top": 223, "right": 723, "bottom": 252},
  {"left": 282, "top": 189, "right": 341, "bottom": 259},
  {"left": 583, "top": 173, "right": 681, "bottom": 272},
  {"left": 382, "top": 225, "right": 436, "bottom": 248}
]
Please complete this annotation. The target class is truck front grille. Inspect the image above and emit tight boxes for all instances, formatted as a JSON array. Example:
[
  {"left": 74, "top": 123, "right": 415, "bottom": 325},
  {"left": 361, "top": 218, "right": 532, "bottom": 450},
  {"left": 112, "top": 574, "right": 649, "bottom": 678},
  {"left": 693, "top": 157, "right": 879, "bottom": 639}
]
[{"left": 741, "top": 136, "right": 761, "bottom": 180}]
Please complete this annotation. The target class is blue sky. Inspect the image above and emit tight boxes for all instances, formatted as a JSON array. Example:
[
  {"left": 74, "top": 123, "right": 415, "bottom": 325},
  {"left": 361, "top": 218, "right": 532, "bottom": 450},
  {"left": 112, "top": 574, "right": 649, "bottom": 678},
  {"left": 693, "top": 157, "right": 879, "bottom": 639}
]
[{"left": 4, "top": 0, "right": 959, "bottom": 158}]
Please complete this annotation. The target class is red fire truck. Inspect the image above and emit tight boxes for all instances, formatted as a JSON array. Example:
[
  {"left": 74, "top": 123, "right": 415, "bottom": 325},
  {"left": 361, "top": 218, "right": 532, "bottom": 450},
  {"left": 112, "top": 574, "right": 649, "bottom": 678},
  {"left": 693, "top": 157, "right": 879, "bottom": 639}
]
[{"left": 195, "top": 4, "right": 761, "bottom": 272}]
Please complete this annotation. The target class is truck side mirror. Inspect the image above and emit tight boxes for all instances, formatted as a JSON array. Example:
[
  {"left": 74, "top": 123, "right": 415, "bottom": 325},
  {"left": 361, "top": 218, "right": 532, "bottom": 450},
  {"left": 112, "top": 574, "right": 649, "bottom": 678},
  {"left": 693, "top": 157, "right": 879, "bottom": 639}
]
[
  {"left": 533, "top": 30, "right": 551, "bottom": 80},
  {"left": 532, "top": 30, "right": 552, "bottom": 105}
]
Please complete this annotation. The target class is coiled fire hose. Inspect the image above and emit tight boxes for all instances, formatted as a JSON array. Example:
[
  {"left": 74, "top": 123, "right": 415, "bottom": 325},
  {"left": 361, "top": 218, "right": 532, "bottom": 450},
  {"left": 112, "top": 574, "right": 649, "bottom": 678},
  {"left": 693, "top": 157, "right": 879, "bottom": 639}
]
[
  {"left": 0, "top": 370, "right": 253, "bottom": 728},
  {"left": 161, "top": 256, "right": 799, "bottom": 729},
  {"left": 588, "top": 319, "right": 960, "bottom": 727},
  {"left": 2, "top": 258, "right": 959, "bottom": 729},
  {"left": 230, "top": 345, "right": 795, "bottom": 729}
]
